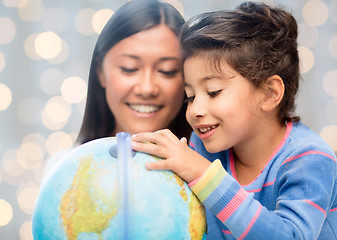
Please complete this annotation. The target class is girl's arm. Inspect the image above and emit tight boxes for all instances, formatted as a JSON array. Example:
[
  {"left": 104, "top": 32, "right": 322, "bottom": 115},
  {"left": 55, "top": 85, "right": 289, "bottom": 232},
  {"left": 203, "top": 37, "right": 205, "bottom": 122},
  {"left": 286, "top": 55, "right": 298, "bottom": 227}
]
[
  {"left": 193, "top": 150, "right": 336, "bottom": 239},
  {"left": 131, "top": 129, "right": 337, "bottom": 239}
]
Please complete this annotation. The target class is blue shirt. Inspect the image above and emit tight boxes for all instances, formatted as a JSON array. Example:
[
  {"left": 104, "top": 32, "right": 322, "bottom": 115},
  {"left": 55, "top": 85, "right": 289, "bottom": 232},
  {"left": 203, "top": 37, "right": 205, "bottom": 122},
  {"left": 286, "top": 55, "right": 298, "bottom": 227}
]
[{"left": 189, "top": 122, "right": 337, "bottom": 239}]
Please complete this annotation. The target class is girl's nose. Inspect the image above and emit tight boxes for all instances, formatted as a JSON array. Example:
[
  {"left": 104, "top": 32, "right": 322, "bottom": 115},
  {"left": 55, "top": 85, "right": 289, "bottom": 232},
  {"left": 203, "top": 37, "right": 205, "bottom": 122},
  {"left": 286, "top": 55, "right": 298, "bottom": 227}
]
[
  {"left": 134, "top": 71, "right": 159, "bottom": 98},
  {"left": 187, "top": 96, "right": 207, "bottom": 119}
]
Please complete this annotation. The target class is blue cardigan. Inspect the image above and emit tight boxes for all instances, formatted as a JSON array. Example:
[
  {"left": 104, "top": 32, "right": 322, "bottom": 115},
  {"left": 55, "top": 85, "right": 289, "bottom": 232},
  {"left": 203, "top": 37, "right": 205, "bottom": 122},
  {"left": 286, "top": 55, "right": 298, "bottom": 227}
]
[{"left": 189, "top": 122, "right": 337, "bottom": 239}]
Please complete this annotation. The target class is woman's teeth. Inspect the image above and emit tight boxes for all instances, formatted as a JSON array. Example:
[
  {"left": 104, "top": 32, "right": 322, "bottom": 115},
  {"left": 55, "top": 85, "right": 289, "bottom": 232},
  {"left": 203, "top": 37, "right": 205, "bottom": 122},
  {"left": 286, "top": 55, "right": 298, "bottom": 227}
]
[
  {"left": 198, "top": 125, "right": 218, "bottom": 134},
  {"left": 129, "top": 104, "right": 160, "bottom": 113}
]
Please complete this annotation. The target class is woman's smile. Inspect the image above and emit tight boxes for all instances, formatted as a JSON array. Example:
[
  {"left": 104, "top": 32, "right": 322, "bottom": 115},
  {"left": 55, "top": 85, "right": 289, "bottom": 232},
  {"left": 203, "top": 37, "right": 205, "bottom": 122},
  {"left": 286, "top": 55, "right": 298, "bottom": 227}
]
[{"left": 127, "top": 103, "right": 162, "bottom": 114}]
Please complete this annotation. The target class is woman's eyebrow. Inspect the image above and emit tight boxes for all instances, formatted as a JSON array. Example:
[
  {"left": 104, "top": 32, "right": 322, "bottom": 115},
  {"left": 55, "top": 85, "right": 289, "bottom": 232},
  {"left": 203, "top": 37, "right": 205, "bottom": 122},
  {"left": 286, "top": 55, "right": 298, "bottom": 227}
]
[
  {"left": 119, "top": 55, "right": 180, "bottom": 63},
  {"left": 120, "top": 54, "right": 140, "bottom": 60}
]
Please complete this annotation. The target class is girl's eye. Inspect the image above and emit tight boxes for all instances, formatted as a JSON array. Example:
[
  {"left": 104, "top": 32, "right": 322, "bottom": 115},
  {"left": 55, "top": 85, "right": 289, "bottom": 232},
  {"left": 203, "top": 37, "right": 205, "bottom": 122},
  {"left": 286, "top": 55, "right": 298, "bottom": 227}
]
[
  {"left": 159, "top": 70, "right": 179, "bottom": 77},
  {"left": 185, "top": 96, "right": 195, "bottom": 103},
  {"left": 208, "top": 90, "right": 222, "bottom": 97},
  {"left": 120, "top": 67, "right": 138, "bottom": 73}
]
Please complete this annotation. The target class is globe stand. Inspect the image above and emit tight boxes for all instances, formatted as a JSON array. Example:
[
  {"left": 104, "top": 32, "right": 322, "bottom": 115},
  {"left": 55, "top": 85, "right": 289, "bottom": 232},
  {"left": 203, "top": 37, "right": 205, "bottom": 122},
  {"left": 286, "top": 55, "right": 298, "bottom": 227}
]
[{"left": 117, "top": 132, "right": 133, "bottom": 240}]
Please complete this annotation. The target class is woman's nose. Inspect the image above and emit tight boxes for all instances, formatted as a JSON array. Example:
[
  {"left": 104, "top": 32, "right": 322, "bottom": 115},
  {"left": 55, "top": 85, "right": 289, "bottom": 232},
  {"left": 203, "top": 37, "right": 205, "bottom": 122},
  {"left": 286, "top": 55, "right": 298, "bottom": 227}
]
[{"left": 134, "top": 71, "right": 159, "bottom": 98}]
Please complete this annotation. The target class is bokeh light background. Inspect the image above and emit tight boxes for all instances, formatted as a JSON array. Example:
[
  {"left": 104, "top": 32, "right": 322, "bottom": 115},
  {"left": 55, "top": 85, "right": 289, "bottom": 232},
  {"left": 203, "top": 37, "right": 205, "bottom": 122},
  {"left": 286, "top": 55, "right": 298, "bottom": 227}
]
[{"left": 0, "top": 0, "right": 336, "bottom": 239}]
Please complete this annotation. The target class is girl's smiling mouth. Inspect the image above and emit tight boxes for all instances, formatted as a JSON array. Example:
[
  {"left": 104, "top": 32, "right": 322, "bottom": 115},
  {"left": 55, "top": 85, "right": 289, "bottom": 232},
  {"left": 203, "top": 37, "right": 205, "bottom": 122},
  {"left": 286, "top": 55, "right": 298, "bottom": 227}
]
[{"left": 197, "top": 124, "right": 219, "bottom": 134}]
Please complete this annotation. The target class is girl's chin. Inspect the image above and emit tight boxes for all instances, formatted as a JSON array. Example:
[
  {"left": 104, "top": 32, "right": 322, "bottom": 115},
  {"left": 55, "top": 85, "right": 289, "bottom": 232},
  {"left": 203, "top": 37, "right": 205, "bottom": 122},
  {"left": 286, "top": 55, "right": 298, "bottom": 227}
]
[{"left": 204, "top": 143, "right": 224, "bottom": 153}]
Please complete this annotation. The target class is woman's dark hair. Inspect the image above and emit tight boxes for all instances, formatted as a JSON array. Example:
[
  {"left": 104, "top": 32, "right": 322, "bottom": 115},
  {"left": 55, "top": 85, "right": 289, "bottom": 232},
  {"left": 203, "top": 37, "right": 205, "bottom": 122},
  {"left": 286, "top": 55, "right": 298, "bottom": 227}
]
[
  {"left": 77, "top": 0, "right": 191, "bottom": 144},
  {"left": 180, "top": 1, "right": 300, "bottom": 124}
]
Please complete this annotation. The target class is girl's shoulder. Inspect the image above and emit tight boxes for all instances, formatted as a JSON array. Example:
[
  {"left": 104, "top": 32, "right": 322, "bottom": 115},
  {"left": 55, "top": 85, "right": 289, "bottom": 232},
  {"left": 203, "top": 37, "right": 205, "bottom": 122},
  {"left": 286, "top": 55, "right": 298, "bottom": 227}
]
[
  {"left": 288, "top": 122, "right": 335, "bottom": 156},
  {"left": 273, "top": 122, "right": 336, "bottom": 174}
]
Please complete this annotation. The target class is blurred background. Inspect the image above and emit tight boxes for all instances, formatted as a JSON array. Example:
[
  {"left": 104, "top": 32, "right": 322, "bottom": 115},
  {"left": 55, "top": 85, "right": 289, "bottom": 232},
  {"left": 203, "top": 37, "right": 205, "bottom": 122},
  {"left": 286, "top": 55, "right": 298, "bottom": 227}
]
[{"left": 0, "top": 0, "right": 336, "bottom": 239}]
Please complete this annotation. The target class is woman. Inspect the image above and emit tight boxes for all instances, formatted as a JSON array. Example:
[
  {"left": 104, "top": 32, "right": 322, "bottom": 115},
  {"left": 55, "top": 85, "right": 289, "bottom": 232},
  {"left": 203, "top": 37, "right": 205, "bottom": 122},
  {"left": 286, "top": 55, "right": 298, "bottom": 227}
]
[
  {"left": 43, "top": 0, "right": 191, "bottom": 178},
  {"left": 76, "top": 0, "right": 191, "bottom": 144}
]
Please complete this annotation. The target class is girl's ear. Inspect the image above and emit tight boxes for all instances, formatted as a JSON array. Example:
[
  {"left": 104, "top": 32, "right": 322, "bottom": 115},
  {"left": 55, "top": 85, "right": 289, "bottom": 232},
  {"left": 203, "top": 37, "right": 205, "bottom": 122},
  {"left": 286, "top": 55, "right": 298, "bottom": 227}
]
[
  {"left": 260, "top": 75, "right": 284, "bottom": 112},
  {"left": 97, "top": 69, "right": 107, "bottom": 88}
]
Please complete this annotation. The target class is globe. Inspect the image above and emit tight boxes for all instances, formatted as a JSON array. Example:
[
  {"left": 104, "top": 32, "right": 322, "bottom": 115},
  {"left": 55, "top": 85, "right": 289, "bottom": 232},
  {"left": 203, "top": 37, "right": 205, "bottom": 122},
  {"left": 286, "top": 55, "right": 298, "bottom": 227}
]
[{"left": 32, "top": 133, "right": 206, "bottom": 240}]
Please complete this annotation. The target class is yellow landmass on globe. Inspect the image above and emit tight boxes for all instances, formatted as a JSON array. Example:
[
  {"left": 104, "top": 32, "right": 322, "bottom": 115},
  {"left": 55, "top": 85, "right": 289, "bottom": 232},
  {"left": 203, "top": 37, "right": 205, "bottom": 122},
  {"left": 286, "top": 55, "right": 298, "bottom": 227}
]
[
  {"left": 175, "top": 175, "right": 188, "bottom": 201},
  {"left": 188, "top": 193, "right": 206, "bottom": 240},
  {"left": 174, "top": 173, "right": 206, "bottom": 239},
  {"left": 59, "top": 155, "right": 117, "bottom": 240}
]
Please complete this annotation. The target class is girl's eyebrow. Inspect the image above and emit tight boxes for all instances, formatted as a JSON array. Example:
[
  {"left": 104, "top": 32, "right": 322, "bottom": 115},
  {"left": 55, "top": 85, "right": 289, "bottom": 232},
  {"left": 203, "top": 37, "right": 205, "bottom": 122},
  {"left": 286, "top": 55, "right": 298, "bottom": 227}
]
[
  {"left": 201, "top": 75, "right": 218, "bottom": 81},
  {"left": 184, "top": 75, "right": 221, "bottom": 87}
]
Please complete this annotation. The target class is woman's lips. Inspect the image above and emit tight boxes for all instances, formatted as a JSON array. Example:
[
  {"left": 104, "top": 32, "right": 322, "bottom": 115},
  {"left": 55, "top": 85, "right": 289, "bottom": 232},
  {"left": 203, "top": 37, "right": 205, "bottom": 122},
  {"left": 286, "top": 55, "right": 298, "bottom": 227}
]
[{"left": 127, "top": 104, "right": 162, "bottom": 113}]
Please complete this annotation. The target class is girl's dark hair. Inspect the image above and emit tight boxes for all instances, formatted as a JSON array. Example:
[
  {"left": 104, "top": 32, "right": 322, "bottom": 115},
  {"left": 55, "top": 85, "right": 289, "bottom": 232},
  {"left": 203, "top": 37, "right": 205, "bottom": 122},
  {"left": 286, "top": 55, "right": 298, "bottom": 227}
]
[
  {"left": 180, "top": 1, "right": 300, "bottom": 124},
  {"left": 77, "top": 0, "right": 191, "bottom": 144}
]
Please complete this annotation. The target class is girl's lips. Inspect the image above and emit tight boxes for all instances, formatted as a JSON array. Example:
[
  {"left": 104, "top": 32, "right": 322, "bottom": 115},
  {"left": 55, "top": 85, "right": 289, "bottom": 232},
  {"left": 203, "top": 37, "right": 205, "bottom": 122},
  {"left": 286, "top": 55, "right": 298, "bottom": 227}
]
[{"left": 195, "top": 124, "right": 219, "bottom": 140}]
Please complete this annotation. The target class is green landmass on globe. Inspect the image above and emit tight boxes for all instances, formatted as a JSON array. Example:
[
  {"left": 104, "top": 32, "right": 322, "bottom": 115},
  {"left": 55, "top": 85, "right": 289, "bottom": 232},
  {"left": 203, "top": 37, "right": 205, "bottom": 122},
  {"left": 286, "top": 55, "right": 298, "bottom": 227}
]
[{"left": 32, "top": 136, "right": 206, "bottom": 239}]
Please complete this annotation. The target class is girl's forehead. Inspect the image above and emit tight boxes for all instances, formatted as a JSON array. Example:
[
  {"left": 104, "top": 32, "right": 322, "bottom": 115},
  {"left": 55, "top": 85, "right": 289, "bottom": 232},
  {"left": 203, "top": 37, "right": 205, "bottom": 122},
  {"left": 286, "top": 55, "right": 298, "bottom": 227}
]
[{"left": 184, "top": 55, "right": 237, "bottom": 80}]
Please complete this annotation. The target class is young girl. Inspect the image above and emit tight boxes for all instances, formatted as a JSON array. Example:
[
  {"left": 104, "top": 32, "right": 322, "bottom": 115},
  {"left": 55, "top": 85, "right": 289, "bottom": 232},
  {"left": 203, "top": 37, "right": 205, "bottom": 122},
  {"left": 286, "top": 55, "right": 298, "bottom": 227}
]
[{"left": 131, "top": 2, "right": 337, "bottom": 239}]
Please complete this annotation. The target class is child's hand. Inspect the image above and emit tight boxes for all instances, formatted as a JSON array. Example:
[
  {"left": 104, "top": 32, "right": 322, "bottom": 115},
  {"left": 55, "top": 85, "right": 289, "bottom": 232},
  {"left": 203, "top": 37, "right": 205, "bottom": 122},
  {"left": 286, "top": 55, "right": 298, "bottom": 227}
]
[{"left": 131, "top": 129, "right": 211, "bottom": 183}]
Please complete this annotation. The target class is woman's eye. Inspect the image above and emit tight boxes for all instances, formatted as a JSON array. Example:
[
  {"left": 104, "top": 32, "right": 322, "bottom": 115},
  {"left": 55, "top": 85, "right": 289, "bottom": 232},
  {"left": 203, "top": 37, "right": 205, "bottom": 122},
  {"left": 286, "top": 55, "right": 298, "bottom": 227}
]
[
  {"left": 120, "top": 67, "right": 138, "bottom": 73},
  {"left": 185, "top": 96, "right": 195, "bottom": 103},
  {"left": 208, "top": 90, "right": 222, "bottom": 97},
  {"left": 159, "top": 70, "right": 179, "bottom": 77}
]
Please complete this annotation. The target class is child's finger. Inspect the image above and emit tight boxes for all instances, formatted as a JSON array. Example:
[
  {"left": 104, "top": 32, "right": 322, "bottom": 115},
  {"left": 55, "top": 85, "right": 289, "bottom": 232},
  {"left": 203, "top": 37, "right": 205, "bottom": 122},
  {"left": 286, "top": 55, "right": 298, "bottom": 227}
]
[
  {"left": 153, "top": 129, "right": 180, "bottom": 143},
  {"left": 131, "top": 140, "right": 167, "bottom": 159},
  {"left": 145, "top": 159, "right": 173, "bottom": 171},
  {"left": 131, "top": 132, "right": 159, "bottom": 145}
]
